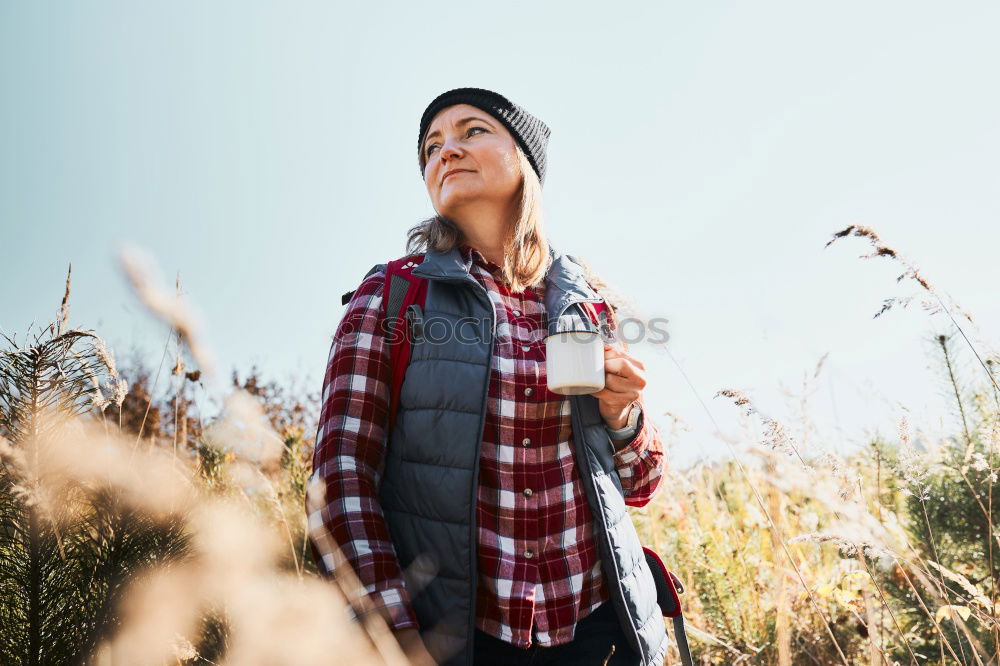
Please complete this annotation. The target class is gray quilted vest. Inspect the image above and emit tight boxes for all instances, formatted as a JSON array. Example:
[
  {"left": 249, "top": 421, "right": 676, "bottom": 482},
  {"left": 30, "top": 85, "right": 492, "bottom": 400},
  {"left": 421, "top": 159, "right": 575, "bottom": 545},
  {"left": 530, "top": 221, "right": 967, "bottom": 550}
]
[{"left": 373, "top": 244, "right": 668, "bottom": 666}]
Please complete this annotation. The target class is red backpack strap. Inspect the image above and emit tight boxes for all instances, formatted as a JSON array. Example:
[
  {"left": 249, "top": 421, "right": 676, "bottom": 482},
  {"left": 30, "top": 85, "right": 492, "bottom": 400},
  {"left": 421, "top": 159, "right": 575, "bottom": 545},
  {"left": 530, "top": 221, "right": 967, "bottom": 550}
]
[
  {"left": 642, "top": 546, "right": 693, "bottom": 665},
  {"left": 642, "top": 546, "right": 683, "bottom": 617},
  {"left": 382, "top": 255, "right": 428, "bottom": 436},
  {"left": 579, "top": 299, "right": 619, "bottom": 345},
  {"left": 567, "top": 254, "right": 621, "bottom": 344}
]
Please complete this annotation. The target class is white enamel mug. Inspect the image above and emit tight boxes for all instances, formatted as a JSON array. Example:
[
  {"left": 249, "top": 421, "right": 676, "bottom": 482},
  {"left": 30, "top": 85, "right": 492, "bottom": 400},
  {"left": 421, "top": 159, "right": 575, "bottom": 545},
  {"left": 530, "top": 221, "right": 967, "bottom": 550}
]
[{"left": 545, "top": 330, "right": 606, "bottom": 395}]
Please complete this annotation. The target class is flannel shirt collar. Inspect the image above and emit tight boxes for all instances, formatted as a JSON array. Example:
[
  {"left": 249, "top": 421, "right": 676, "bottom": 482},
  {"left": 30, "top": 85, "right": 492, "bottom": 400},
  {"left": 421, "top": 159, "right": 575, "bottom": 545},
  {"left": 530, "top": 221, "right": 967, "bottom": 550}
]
[
  {"left": 458, "top": 242, "right": 504, "bottom": 279},
  {"left": 411, "top": 242, "right": 601, "bottom": 313}
]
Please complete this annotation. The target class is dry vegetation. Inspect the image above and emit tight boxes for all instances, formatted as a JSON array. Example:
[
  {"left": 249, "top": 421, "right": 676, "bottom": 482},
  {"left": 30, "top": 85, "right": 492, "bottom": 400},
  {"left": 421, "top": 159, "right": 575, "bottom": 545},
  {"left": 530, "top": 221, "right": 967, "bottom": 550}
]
[{"left": 1, "top": 227, "right": 998, "bottom": 665}]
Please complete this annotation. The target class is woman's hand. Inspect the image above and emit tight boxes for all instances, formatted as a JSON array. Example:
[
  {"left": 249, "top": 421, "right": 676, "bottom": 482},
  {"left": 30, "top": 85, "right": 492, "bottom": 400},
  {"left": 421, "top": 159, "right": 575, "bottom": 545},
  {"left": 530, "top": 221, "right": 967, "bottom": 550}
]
[
  {"left": 591, "top": 343, "right": 646, "bottom": 432},
  {"left": 392, "top": 627, "right": 437, "bottom": 666}
]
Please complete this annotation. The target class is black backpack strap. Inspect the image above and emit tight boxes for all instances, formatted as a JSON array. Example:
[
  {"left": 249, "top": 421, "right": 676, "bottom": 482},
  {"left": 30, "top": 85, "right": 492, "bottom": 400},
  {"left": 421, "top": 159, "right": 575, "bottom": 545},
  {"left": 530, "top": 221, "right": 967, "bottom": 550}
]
[
  {"left": 672, "top": 614, "right": 693, "bottom": 666},
  {"left": 341, "top": 263, "right": 387, "bottom": 306}
]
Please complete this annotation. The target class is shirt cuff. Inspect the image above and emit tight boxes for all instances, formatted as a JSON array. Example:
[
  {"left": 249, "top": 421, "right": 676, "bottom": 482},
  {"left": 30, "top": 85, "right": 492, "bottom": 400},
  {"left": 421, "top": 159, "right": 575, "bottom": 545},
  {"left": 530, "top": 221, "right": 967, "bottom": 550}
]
[
  {"left": 370, "top": 586, "right": 420, "bottom": 631},
  {"left": 610, "top": 408, "right": 648, "bottom": 463}
]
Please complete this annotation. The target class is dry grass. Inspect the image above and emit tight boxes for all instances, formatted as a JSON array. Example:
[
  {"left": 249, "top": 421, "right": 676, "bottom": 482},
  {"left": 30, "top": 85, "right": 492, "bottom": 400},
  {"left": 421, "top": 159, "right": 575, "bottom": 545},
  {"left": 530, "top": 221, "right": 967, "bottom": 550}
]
[{"left": 1, "top": 225, "right": 998, "bottom": 665}]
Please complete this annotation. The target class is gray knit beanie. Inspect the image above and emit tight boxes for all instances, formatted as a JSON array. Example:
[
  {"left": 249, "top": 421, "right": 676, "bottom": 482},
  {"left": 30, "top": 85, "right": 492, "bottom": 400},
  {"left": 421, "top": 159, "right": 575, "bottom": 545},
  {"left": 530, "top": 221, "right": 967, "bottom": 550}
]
[{"left": 418, "top": 87, "right": 551, "bottom": 186}]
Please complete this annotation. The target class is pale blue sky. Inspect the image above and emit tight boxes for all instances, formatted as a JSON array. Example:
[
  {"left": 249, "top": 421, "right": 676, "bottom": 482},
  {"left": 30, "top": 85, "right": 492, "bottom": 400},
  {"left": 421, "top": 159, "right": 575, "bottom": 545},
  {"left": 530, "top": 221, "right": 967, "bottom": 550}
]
[{"left": 3, "top": 1, "right": 998, "bottom": 467}]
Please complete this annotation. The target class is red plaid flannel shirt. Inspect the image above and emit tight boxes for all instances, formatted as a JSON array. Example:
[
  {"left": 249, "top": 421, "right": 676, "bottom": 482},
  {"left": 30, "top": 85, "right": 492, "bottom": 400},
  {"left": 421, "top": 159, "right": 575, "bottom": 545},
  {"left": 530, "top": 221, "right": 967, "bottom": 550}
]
[{"left": 309, "top": 244, "right": 665, "bottom": 648}]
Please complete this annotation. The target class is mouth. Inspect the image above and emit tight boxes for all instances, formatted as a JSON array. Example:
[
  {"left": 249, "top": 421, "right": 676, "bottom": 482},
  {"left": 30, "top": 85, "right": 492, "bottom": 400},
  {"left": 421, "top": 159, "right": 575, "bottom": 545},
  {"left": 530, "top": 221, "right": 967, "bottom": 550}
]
[{"left": 442, "top": 169, "right": 472, "bottom": 184}]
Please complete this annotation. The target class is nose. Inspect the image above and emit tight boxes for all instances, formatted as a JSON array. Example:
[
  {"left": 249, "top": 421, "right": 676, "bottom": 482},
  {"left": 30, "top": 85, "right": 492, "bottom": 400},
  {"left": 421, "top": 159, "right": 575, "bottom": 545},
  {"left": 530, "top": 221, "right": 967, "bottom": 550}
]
[{"left": 439, "top": 136, "right": 462, "bottom": 163}]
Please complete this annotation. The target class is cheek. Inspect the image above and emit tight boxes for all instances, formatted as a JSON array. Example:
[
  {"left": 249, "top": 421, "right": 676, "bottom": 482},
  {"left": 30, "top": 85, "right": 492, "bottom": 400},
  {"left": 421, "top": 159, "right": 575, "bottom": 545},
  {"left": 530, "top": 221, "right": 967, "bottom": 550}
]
[
  {"left": 423, "top": 162, "right": 440, "bottom": 195},
  {"left": 423, "top": 175, "right": 440, "bottom": 207},
  {"left": 499, "top": 151, "right": 523, "bottom": 190},
  {"left": 478, "top": 149, "right": 520, "bottom": 190},
  {"left": 495, "top": 150, "right": 517, "bottom": 176},
  {"left": 501, "top": 150, "right": 519, "bottom": 172}
]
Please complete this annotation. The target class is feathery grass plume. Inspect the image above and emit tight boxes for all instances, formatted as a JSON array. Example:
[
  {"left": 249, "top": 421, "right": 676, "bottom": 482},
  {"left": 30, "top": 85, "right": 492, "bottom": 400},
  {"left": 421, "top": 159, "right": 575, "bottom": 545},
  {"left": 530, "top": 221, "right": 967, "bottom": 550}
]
[
  {"left": 925, "top": 561, "right": 993, "bottom": 612},
  {"left": 41, "top": 267, "right": 129, "bottom": 416},
  {"left": 117, "top": 244, "right": 216, "bottom": 381},
  {"left": 787, "top": 532, "right": 892, "bottom": 561},
  {"left": 203, "top": 390, "right": 295, "bottom": 556},
  {"left": 825, "top": 224, "right": 941, "bottom": 316},
  {"left": 895, "top": 413, "right": 931, "bottom": 500},
  {"left": 0, "top": 326, "right": 122, "bottom": 448},
  {"left": 203, "top": 390, "right": 284, "bottom": 471},
  {"left": 785, "top": 354, "right": 829, "bottom": 455},
  {"left": 755, "top": 445, "right": 905, "bottom": 551},
  {"left": 89, "top": 335, "right": 129, "bottom": 412},
  {"left": 716, "top": 388, "right": 802, "bottom": 463},
  {"left": 718, "top": 383, "right": 862, "bottom": 502},
  {"left": 826, "top": 224, "right": 1000, "bottom": 397},
  {"left": 971, "top": 415, "right": 999, "bottom": 484},
  {"left": 55, "top": 263, "right": 71, "bottom": 337}
]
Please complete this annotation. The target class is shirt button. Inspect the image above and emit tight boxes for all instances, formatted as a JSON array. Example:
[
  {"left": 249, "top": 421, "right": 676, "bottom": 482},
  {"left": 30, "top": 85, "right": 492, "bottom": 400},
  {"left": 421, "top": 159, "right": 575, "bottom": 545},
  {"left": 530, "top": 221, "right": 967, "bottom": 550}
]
[
  {"left": 521, "top": 345, "right": 530, "bottom": 352},
  {"left": 522, "top": 437, "right": 531, "bottom": 446},
  {"left": 524, "top": 387, "right": 533, "bottom": 396},
  {"left": 513, "top": 309, "right": 521, "bottom": 317},
  {"left": 524, "top": 549, "right": 534, "bottom": 559},
  {"left": 523, "top": 488, "right": 533, "bottom": 497}
]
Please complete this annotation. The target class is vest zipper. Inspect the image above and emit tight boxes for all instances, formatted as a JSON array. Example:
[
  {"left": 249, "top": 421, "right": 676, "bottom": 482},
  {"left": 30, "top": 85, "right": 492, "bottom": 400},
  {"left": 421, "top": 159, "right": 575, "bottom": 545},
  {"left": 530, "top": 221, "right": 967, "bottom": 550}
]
[
  {"left": 461, "top": 275, "right": 494, "bottom": 666},
  {"left": 568, "top": 395, "right": 649, "bottom": 665}
]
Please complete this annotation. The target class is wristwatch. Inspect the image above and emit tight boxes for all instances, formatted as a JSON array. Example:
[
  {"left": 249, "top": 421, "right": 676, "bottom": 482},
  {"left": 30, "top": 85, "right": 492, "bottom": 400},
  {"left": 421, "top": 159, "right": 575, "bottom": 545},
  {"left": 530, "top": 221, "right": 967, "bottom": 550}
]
[{"left": 604, "top": 401, "right": 642, "bottom": 441}]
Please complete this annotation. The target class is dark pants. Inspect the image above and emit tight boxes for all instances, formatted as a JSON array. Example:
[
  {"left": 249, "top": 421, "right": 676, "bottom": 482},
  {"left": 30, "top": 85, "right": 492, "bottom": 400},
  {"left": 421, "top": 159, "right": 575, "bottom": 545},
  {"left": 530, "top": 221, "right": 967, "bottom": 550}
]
[{"left": 472, "top": 601, "right": 641, "bottom": 666}]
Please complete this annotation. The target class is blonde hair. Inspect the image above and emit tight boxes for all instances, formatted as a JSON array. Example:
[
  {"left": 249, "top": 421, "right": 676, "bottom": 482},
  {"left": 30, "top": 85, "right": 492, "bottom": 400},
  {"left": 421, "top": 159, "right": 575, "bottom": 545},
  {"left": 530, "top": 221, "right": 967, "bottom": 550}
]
[{"left": 408, "top": 143, "right": 551, "bottom": 294}]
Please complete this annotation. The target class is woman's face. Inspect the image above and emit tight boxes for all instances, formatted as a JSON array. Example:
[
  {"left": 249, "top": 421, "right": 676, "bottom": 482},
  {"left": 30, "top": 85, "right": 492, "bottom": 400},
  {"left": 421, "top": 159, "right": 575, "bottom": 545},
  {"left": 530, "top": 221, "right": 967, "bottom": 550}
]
[{"left": 421, "top": 104, "right": 522, "bottom": 218}]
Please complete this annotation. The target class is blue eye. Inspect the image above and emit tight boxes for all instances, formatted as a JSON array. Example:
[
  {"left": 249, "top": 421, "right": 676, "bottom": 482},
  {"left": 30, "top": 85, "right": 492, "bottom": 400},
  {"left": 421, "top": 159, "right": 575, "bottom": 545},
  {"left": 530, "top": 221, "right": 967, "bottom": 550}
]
[{"left": 425, "top": 127, "right": 489, "bottom": 158}]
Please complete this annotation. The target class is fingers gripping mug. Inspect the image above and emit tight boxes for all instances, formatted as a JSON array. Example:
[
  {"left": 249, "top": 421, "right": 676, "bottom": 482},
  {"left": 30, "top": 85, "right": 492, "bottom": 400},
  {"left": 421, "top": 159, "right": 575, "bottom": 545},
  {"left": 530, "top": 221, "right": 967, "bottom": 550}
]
[{"left": 545, "top": 302, "right": 614, "bottom": 396}]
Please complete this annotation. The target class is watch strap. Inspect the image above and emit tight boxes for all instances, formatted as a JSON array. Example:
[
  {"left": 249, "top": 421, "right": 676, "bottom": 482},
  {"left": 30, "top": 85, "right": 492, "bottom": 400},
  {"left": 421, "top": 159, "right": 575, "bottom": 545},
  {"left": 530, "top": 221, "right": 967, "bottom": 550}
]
[{"left": 605, "top": 401, "right": 642, "bottom": 439}]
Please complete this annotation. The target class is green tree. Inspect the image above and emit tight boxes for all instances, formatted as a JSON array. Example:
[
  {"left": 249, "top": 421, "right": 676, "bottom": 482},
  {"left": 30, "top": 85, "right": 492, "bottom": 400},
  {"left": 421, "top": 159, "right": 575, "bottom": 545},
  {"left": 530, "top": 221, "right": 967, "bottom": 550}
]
[{"left": 0, "top": 322, "right": 187, "bottom": 666}]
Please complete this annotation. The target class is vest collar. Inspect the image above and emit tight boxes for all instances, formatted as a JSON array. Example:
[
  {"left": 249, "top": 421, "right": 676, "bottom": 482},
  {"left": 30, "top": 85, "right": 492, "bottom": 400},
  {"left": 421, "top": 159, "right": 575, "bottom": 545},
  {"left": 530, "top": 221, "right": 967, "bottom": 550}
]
[{"left": 410, "top": 243, "right": 602, "bottom": 310}]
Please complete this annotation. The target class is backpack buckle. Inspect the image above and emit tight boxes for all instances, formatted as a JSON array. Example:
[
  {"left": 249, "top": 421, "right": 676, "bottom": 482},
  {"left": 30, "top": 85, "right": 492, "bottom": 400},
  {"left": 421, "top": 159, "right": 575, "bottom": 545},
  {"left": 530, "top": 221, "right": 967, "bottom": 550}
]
[{"left": 669, "top": 571, "right": 685, "bottom": 595}]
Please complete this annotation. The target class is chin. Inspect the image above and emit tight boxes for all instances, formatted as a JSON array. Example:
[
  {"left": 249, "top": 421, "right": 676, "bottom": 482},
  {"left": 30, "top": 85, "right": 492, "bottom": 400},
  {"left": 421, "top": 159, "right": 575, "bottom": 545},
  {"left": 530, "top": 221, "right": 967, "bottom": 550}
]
[{"left": 437, "top": 187, "right": 483, "bottom": 211}]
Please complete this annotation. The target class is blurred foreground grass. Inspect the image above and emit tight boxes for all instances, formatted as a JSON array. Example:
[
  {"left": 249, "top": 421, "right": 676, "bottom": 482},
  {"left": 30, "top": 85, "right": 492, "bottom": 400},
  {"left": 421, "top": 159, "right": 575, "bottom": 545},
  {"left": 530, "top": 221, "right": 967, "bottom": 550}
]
[{"left": 2, "top": 229, "right": 998, "bottom": 665}]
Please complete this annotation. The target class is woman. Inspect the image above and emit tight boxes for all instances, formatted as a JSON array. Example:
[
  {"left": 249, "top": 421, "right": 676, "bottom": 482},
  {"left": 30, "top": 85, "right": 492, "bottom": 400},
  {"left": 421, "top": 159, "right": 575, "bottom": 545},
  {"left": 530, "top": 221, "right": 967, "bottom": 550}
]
[{"left": 309, "top": 87, "right": 669, "bottom": 666}]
